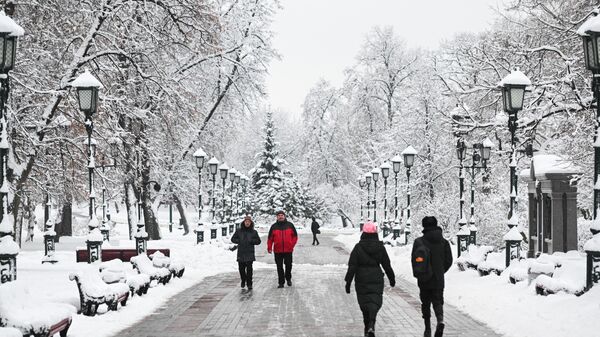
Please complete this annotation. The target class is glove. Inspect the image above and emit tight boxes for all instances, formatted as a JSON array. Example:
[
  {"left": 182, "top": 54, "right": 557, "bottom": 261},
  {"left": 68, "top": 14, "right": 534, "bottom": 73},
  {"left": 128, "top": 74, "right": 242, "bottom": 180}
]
[
  {"left": 389, "top": 279, "right": 396, "bottom": 288},
  {"left": 345, "top": 282, "right": 351, "bottom": 294}
]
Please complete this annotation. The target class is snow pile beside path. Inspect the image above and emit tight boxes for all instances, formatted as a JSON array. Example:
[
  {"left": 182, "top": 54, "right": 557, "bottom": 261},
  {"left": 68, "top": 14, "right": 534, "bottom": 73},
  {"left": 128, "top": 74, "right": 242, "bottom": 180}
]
[{"left": 334, "top": 233, "right": 600, "bottom": 337}]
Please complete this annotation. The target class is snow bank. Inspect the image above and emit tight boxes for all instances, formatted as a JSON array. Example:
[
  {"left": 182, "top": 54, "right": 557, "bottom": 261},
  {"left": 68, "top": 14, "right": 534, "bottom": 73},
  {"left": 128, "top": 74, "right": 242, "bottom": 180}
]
[{"left": 0, "top": 282, "right": 75, "bottom": 335}]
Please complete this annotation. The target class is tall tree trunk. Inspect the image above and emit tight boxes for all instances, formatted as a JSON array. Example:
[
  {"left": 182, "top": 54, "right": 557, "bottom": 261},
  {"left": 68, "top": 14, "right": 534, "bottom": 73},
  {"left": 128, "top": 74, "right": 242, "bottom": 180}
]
[
  {"left": 56, "top": 200, "right": 73, "bottom": 240},
  {"left": 173, "top": 194, "right": 189, "bottom": 235},
  {"left": 124, "top": 182, "right": 135, "bottom": 240}
]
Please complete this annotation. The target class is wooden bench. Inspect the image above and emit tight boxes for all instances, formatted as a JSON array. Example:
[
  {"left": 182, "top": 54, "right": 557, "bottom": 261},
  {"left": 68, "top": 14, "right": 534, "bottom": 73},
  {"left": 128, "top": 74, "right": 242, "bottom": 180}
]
[
  {"left": 130, "top": 255, "right": 172, "bottom": 285},
  {"left": 69, "top": 271, "right": 130, "bottom": 316},
  {"left": 76, "top": 248, "right": 170, "bottom": 263}
]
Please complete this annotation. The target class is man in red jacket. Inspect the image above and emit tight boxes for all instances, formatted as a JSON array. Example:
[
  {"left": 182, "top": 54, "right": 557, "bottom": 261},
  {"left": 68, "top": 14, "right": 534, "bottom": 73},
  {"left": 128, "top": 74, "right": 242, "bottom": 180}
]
[{"left": 267, "top": 210, "right": 298, "bottom": 288}]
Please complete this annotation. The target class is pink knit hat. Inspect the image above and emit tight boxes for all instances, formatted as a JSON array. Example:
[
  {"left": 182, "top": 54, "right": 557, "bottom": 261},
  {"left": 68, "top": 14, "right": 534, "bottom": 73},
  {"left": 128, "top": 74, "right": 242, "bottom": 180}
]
[{"left": 363, "top": 221, "right": 378, "bottom": 233}]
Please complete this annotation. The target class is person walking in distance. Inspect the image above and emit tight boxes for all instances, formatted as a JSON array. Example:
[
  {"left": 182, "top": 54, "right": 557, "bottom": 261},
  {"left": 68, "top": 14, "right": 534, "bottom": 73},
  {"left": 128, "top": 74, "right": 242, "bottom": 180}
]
[
  {"left": 345, "top": 222, "right": 395, "bottom": 337},
  {"left": 411, "top": 216, "right": 453, "bottom": 337},
  {"left": 231, "top": 215, "right": 261, "bottom": 290},
  {"left": 267, "top": 210, "right": 298, "bottom": 288},
  {"left": 311, "top": 217, "right": 320, "bottom": 246}
]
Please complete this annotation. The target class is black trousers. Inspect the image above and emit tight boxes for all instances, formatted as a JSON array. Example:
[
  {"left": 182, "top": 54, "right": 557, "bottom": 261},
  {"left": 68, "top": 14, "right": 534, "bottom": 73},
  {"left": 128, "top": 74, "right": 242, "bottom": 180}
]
[
  {"left": 419, "top": 288, "right": 444, "bottom": 323},
  {"left": 274, "top": 252, "right": 293, "bottom": 285},
  {"left": 238, "top": 261, "right": 253, "bottom": 286},
  {"left": 359, "top": 304, "right": 378, "bottom": 331},
  {"left": 312, "top": 233, "right": 320, "bottom": 245}
]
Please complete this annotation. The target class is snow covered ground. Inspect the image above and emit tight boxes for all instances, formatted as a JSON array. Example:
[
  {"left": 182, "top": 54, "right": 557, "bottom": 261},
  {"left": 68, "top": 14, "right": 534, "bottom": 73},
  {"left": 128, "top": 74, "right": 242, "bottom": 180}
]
[
  {"left": 2, "top": 206, "right": 274, "bottom": 337},
  {"left": 335, "top": 232, "right": 600, "bottom": 337}
]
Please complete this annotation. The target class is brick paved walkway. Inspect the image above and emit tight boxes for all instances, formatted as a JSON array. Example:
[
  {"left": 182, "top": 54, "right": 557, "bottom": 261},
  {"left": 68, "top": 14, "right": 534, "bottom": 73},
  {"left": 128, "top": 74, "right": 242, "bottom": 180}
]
[{"left": 114, "top": 233, "right": 502, "bottom": 337}]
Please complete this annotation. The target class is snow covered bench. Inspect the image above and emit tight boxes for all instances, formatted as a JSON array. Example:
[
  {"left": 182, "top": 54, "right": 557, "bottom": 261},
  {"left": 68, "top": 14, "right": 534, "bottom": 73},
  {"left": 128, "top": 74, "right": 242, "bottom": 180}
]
[
  {"left": 0, "top": 327, "right": 22, "bottom": 337},
  {"left": 69, "top": 270, "right": 130, "bottom": 316},
  {"left": 535, "top": 251, "right": 586, "bottom": 296},
  {"left": 456, "top": 245, "right": 494, "bottom": 271},
  {"left": 130, "top": 254, "right": 171, "bottom": 285},
  {"left": 0, "top": 282, "right": 75, "bottom": 337},
  {"left": 508, "top": 253, "right": 563, "bottom": 284},
  {"left": 99, "top": 259, "right": 151, "bottom": 297},
  {"left": 477, "top": 252, "right": 506, "bottom": 276},
  {"left": 75, "top": 248, "right": 170, "bottom": 262},
  {"left": 149, "top": 251, "right": 185, "bottom": 278}
]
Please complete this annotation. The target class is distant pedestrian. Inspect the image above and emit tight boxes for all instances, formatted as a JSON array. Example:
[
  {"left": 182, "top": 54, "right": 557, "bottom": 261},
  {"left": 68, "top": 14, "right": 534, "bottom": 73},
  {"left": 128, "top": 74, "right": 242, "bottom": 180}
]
[
  {"left": 411, "top": 216, "right": 453, "bottom": 337},
  {"left": 267, "top": 210, "right": 298, "bottom": 288},
  {"left": 311, "top": 217, "right": 320, "bottom": 245},
  {"left": 231, "top": 215, "right": 261, "bottom": 290},
  {"left": 345, "top": 221, "right": 395, "bottom": 337}
]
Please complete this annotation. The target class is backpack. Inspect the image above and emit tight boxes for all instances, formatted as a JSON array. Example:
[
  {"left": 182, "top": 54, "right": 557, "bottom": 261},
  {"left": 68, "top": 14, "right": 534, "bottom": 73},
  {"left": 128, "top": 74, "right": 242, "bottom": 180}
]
[{"left": 411, "top": 238, "right": 433, "bottom": 282}]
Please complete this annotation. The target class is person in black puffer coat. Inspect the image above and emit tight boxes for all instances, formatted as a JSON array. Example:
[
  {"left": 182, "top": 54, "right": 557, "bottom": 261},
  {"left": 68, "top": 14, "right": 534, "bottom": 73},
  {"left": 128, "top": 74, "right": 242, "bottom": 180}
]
[
  {"left": 345, "top": 221, "right": 395, "bottom": 337},
  {"left": 412, "top": 216, "right": 453, "bottom": 337},
  {"left": 231, "top": 215, "right": 261, "bottom": 290},
  {"left": 311, "top": 217, "right": 320, "bottom": 246}
]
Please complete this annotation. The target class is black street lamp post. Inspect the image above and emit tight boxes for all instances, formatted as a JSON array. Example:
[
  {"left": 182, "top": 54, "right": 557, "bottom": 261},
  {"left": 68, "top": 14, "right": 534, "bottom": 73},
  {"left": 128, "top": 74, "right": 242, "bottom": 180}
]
[
  {"left": 380, "top": 162, "right": 391, "bottom": 237},
  {"left": 219, "top": 163, "right": 229, "bottom": 237},
  {"left": 371, "top": 168, "right": 380, "bottom": 224},
  {"left": 72, "top": 69, "right": 103, "bottom": 263},
  {"left": 365, "top": 172, "right": 372, "bottom": 223},
  {"left": 42, "top": 182, "right": 58, "bottom": 264},
  {"left": 0, "top": 11, "right": 22, "bottom": 282},
  {"left": 391, "top": 155, "right": 402, "bottom": 239},
  {"left": 402, "top": 146, "right": 417, "bottom": 244},
  {"left": 228, "top": 168, "right": 237, "bottom": 234},
  {"left": 98, "top": 141, "right": 118, "bottom": 242},
  {"left": 578, "top": 14, "right": 600, "bottom": 289},
  {"left": 358, "top": 177, "right": 365, "bottom": 231},
  {"left": 193, "top": 147, "right": 206, "bottom": 244},
  {"left": 499, "top": 69, "right": 531, "bottom": 266},
  {"left": 234, "top": 172, "right": 241, "bottom": 225},
  {"left": 208, "top": 157, "right": 219, "bottom": 240}
]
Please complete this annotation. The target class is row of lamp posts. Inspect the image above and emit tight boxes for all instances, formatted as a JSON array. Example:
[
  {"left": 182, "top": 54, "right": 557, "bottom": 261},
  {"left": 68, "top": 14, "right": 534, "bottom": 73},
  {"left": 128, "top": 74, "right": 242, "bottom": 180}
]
[
  {"left": 358, "top": 145, "right": 417, "bottom": 245},
  {"left": 192, "top": 149, "right": 250, "bottom": 244}
]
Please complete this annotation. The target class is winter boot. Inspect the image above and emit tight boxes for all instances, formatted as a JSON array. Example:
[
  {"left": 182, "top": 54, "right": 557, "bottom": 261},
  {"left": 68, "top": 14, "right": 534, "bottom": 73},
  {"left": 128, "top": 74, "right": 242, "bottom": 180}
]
[
  {"left": 241, "top": 280, "right": 245, "bottom": 288},
  {"left": 423, "top": 318, "right": 432, "bottom": 337},
  {"left": 434, "top": 323, "right": 444, "bottom": 337},
  {"left": 367, "top": 320, "right": 375, "bottom": 337}
]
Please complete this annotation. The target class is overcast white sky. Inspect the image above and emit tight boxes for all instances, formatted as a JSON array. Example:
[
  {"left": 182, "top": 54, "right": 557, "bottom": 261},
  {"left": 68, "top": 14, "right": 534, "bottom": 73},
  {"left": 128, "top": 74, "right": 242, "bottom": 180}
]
[{"left": 266, "top": 0, "right": 502, "bottom": 116}]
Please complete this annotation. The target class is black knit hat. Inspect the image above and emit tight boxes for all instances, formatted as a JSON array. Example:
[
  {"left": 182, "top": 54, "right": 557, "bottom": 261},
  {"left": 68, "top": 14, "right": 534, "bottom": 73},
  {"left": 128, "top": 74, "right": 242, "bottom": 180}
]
[
  {"left": 276, "top": 210, "right": 285, "bottom": 216},
  {"left": 422, "top": 216, "right": 438, "bottom": 228}
]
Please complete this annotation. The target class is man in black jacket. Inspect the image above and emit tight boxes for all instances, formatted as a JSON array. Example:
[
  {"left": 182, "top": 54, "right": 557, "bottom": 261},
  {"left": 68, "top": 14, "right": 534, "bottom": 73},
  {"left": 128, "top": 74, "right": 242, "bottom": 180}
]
[
  {"left": 231, "top": 215, "right": 261, "bottom": 290},
  {"left": 412, "top": 216, "right": 453, "bottom": 337},
  {"left": 311, "top": 217, "right": 320, "bottom": 245}
]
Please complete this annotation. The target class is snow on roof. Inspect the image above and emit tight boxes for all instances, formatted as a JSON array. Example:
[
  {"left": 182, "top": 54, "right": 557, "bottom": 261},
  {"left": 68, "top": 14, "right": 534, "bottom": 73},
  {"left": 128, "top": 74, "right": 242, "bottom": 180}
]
[
  {"left": 503, "top": 227, "right": 523, "bottom": 241},
  {"left": 71, "top": 69, "right": 103, "bottom": 88},
  {"left": 578, "top": 12, "right": 600, "bottom": 36},
  {"left": 584, "top": 234, "right": 600, "bottom": 251},
  {"left": 219, "top": 163, "right": 229, "bottom": 171},
  {"left": 401, "top": 145, "right": 418, "bottom": 155},
  {"left": 0, "top": 11, "right": 24, "bottom": 37},
  {"left": 86, "top": 228, "right": 103, "bottom": 242},
  {"left": 380, "top": 161, "right": 391, "bottom": 170},
  {"left": 533, "top": 154, "right": 581, "bottom": 177},
  {"left": 457, "top": 225, "right": 471, "bottom": 235},
  {"left": 391, "top": 155, "right": 403, "bottom": 164},
  {"left": 0, "top": 235, "right": 19, "bottom": 255},
  {"left": 0, "top": 210, "right": 13, "bottom": 234},
  {"left": 193, "top": 148, "right": 206, "bottom": 158},
  {"left": 498, "top": 69, "right": 532, "bottom": 87},
  {"left": 208, "top": 157, "right": 219, "bottom": 165},
  {"left": 483, "top": 137, "right": 494, "bottom": 148}
]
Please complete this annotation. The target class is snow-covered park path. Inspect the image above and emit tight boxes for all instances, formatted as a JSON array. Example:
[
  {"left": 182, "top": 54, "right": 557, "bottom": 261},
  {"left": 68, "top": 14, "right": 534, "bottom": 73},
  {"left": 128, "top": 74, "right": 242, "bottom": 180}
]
[{"left": 113, "top": 233, "right": 501, "bottom": 337}]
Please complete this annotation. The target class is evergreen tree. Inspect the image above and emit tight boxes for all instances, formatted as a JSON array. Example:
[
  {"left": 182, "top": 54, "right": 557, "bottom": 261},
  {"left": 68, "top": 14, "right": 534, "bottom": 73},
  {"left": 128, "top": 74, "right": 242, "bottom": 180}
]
[{"left": 250, "top": 110, "right": 324, "bottom": 219}]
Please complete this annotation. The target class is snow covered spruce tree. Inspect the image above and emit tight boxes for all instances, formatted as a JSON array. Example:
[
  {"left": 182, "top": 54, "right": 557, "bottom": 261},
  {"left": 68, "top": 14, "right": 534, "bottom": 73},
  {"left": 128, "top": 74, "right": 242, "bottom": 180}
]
[{"left": 249, "top": 110, "right": 323, "bottom": 219}]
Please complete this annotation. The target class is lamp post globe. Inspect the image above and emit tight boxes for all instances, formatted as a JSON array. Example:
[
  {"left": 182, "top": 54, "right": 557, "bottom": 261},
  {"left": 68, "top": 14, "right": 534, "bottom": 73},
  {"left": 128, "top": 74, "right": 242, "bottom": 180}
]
[
  {"left": 482, "top": 137, "right": 494, "bottom": 161},
  {"left": 235, "top": 172, "right": 241, "bottom": 185},
  {"left": 401, "top": 146, "right": 418, "bottom": 169},
  {"left": 219, "top": 163, "right": 229, "bottom": 180},
  {"left": 193, "top": 147, "right": 206, "bottom": 169},
  {"left": 72, "top": 69, "right": 103, "bottom": 115},
  {"left": 365, "top": 172, "right": 372, "bottom": 186},
  {"left": 499, "top": 69, "right": 531, "bottom": 114},
  {"left": 0, "top": 11, "right": 23, "bottom": 73}
]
